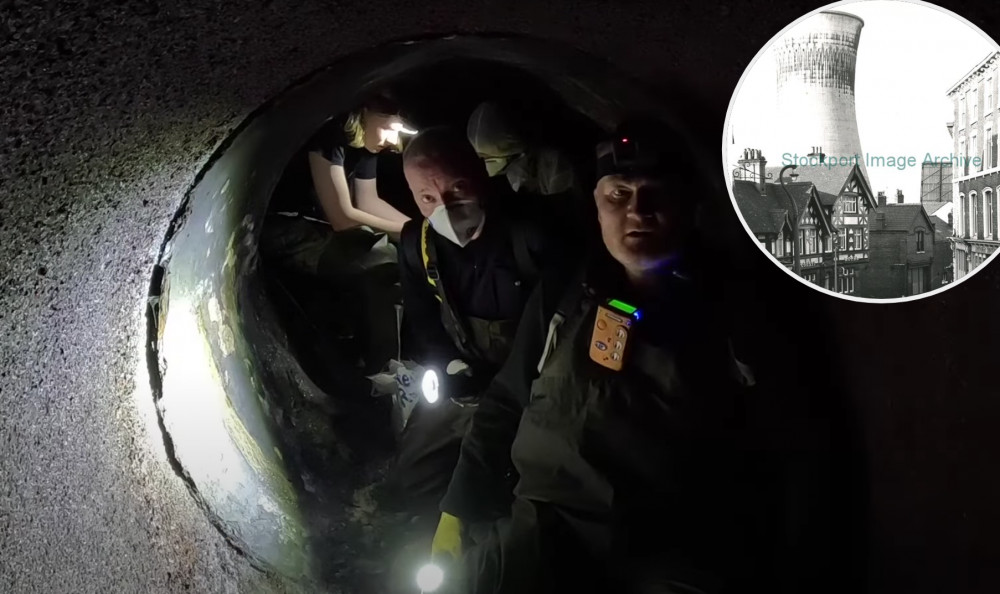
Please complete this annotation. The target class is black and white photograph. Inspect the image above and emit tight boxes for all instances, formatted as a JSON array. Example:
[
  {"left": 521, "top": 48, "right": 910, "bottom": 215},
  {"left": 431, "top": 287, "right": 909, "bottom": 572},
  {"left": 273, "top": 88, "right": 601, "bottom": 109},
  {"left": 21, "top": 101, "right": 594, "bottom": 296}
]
[{"left": 725, "top": 0, "right": 1000, "bottom": 300}]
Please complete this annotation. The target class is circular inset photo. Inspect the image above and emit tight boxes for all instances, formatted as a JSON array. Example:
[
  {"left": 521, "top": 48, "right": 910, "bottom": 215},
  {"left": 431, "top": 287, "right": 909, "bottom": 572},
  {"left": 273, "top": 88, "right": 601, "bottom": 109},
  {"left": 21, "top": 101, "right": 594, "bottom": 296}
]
[{"left": 724, "top": 0, "right": 1000, "bottom": 301}]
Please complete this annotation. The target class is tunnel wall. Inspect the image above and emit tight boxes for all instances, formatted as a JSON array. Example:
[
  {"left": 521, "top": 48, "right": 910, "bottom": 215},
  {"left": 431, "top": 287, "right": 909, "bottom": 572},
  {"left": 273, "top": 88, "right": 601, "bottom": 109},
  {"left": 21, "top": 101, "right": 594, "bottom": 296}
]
[
  {"left": 150, "top": 34, "right": 721, "bottom": 580},
  {"left": 1, "top": 0, "right": 999, "bottom": 592}
]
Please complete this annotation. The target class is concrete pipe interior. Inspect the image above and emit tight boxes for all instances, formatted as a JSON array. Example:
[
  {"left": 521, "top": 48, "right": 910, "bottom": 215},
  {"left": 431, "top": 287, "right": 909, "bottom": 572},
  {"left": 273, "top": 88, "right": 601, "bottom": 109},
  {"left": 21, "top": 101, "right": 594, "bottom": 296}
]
[{"left": 146, "top": 34, "right": 709, "bottom": 589}]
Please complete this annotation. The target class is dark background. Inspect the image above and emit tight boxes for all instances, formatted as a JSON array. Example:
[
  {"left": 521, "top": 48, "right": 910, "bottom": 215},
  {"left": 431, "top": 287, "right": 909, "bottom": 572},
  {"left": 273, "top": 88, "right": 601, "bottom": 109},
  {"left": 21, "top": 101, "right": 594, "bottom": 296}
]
[{"left": 0, "top": 0, "right": 997, "bottom": 592}]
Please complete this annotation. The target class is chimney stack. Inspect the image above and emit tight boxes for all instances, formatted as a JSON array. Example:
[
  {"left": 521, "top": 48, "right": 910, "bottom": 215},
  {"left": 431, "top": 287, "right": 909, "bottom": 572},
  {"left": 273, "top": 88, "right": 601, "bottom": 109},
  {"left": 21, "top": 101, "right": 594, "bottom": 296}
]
[
  {"left": 808, "top": 146, "right": 826, "bottom": 164},
  {"left": 737, "top": 148, "right": 768, "bottom": 196},
  {"left": 896, "top": 189, "right": 904, "bottom": 204},
  {"left": 878, "top": 191, "right": 886, "bottom": 207}
]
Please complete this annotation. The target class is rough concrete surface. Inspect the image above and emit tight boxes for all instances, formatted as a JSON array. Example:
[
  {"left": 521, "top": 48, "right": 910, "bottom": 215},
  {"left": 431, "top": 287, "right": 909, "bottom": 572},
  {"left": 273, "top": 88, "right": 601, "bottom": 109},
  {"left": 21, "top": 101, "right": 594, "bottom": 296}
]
[{"left": 0, "top": 0, "right": 998, "bottom": 593}]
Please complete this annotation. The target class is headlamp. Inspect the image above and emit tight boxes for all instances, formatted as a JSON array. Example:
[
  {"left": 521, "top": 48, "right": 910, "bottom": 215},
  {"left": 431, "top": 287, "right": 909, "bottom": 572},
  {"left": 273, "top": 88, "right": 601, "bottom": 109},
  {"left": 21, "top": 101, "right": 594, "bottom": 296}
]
[{"left": 390, "top": 120, "right": 418, "bottom": 135}]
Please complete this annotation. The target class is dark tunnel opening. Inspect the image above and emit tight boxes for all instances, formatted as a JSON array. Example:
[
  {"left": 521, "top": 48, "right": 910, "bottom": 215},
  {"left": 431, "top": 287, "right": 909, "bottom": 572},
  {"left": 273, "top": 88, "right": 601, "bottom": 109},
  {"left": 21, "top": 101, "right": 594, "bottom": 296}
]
[{"left": 144, "top": 34, "right": 718, "bottom": 590}]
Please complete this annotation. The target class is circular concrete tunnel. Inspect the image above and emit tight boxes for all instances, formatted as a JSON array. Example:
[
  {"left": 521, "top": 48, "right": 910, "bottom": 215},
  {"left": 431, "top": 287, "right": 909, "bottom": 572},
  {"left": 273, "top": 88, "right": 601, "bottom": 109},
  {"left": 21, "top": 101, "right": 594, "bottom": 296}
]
[
  {"left": 4, "top": 1, "right": 1000, "bottom": 593},
  {"left": 147, "top": 35, "right": 716, "bottom": 587}
]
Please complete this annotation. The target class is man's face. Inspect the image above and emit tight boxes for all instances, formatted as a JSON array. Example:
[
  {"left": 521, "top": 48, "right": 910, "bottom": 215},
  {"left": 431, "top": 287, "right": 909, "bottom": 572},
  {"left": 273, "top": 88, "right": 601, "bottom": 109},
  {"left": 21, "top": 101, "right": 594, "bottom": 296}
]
[
  {"left": 404, "top": 155, "right": 486, "bottom": 219},
  {"left": 594, "top": 173, "right": 686, "bottom": 272}
]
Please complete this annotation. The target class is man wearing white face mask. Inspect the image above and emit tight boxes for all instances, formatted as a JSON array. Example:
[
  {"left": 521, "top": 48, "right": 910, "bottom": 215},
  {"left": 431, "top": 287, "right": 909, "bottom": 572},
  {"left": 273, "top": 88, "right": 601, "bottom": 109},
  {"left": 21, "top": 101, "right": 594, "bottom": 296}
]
[{"left": 383, "top": 126, "right": 565, "bottom": 518}]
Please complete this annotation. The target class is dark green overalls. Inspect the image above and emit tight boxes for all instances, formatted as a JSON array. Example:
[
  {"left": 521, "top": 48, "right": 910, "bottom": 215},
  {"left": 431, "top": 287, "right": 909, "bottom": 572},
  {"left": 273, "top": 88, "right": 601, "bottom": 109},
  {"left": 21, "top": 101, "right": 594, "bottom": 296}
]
[{"left": 464, "top": 274, "right": 757, "bottom": 594}]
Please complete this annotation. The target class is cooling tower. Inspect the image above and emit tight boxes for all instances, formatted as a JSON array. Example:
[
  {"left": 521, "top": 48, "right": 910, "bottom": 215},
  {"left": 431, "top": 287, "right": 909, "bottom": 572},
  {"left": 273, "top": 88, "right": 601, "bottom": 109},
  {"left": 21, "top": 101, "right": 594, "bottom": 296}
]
[{"left": 774, "top": 10, "right": 868, "bottom": 180}]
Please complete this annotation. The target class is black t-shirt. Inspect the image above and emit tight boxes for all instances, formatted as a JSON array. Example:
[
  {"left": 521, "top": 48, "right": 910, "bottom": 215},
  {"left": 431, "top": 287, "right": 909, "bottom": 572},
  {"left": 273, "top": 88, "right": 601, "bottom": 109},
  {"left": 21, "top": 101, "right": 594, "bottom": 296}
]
[{"left": 269, "top": 115, "right": 378, "bottom": 218}]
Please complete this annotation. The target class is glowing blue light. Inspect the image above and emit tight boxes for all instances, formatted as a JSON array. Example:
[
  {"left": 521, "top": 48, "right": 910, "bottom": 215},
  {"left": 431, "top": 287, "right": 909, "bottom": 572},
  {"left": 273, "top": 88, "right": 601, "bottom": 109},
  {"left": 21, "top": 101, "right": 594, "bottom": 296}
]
[{"left": 634, "top": 310, "right": 642, "bottom": 320}]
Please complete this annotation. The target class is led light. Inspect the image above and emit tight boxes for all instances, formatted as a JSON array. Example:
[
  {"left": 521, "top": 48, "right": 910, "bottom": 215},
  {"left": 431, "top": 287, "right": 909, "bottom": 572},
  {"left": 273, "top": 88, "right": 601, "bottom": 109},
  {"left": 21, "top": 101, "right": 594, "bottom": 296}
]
[
  {"left": 608, "top": 299, "right": 638, "bottom": 315},
  {"left": 416, "top": 563, "right": 445, "bottom": 592},
  {"left": 621, "top": 137, "right": 629, "bottom": 143},
  {"left": 390, "top": 121, "right": 418, "bottom": 135},
  {"left": 421, "top": 369, "right": 440, "bottom": 404}
]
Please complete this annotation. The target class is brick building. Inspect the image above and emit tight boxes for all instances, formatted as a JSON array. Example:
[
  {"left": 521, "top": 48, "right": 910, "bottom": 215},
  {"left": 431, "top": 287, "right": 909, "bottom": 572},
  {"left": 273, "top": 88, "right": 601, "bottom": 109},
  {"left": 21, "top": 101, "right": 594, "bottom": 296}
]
[
  {"left": 948, "top": 51, "right": 1000, "bottom": 279},
  {"left": 861, "top": 199, "right": 939, "bottom": 298},
  {"left": 933, "top": 218, "right": 954, "bottom": 287}
]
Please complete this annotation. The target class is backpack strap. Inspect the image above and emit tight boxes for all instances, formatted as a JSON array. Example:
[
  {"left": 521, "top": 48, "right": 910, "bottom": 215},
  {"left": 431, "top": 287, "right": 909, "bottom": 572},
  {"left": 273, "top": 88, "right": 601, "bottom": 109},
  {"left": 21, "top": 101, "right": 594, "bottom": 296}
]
[
  {"left": 536, "top": 264, "right": 591, "bottom": 373},
  {"left": 420, "top": 219, "right": 486, "bottom": 362}
]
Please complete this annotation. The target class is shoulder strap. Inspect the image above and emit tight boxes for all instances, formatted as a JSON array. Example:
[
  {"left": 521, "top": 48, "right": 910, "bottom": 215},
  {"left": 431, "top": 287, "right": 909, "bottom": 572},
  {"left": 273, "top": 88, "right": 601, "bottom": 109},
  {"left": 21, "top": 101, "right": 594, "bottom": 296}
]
[
  {"left": 420, "top": 219, "right": 485, "bottom": 362},
  {"left": 536, "top": 265, "right": 591, "bottom": 373}
]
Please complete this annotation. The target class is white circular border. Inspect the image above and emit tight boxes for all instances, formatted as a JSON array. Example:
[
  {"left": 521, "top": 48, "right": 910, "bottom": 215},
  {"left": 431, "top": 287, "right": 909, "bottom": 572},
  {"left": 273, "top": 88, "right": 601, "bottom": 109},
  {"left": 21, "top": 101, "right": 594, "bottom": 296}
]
[{"left": 722, "top": 0, "right": 1000, "bottom": 304}]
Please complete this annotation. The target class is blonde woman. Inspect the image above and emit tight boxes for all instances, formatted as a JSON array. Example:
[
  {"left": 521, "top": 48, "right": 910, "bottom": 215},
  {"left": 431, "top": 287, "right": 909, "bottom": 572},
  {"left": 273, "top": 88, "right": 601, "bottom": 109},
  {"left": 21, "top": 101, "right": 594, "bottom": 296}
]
[{"left": 264, "top": 90, "right": 414, "bottom": 375}]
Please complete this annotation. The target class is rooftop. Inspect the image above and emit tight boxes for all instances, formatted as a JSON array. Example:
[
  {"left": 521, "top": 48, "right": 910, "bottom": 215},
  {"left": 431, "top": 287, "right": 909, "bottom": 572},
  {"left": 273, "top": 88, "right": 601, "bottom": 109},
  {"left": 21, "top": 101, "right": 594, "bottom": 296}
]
[
  {"left": 922, "top": 201, "right": 951, "bottom": 216},
  {"left": 765, "top": 163, "right": 864, "bottom": 198},
  {"left": 871, "top": 204, "right": 935, "bottom": 232}
]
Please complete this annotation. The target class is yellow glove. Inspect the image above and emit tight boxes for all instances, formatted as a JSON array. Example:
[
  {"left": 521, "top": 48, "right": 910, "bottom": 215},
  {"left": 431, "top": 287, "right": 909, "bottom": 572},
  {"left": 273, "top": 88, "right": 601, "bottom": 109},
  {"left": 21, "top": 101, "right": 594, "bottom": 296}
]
[{"left": 430, "top": 512, "right": 463, "bottom": 561}]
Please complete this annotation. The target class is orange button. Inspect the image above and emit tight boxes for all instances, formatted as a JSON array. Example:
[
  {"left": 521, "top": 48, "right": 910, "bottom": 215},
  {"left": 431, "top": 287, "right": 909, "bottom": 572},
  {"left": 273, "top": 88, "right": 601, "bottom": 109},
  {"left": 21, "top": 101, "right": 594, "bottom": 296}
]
[{"left": 597, "top": 319, "right": 607, "bottom": 330}]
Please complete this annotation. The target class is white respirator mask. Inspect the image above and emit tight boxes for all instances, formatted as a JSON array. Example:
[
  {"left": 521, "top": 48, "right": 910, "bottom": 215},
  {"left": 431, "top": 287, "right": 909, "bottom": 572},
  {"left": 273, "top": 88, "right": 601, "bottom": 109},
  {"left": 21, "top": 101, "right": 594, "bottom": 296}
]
[{"left": 428, "top": 202, "right": 486, "bottom": 248}]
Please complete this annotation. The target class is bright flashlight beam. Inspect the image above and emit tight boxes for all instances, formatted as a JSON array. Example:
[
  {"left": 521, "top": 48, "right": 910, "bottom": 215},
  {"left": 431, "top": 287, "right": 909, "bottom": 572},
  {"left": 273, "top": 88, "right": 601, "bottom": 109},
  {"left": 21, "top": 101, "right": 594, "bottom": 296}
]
[
  {"left": 421, "top": 369, "right": 439, "bottom": 404},
  {"left": 390, "top": 121, "right": 418, "bottom": 135},
  {"left": 416, "top": 563, "right": 445, "bottom": 592}
]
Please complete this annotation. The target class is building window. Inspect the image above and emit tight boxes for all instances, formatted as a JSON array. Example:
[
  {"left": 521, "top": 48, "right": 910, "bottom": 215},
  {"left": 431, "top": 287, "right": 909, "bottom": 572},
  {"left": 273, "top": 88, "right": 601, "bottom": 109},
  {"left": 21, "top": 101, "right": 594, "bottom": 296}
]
[
  {"left": 805, "top": 228, "right": 817, "bottom": 254},
  {"left": 961, "top": 193, "right": 969, "bottom": 238},
  {"left": 973, "top": 134, "right": 980, "bottom": 172},
  {"left": 908, "top": 266, "right": 928, "bottom": 296},
  {"left": 844, "top": 196, "right": 857, "bottom": 213},
  {"left": 863, "top": 228, "right": 868, "bottom": 250},
  {"left": 987, "top": 125, "right": 995, "bottom": 169},
  {"left": 986, "top": 189, "right": 995, "bottom": 240},
  {"left": 994, "top": 187, "right": 1000, "bottom": 239},
  {"left": 960, "top": 94, "right": 967, "bottom": 128},
  {"left": 989, "top": 78, "right": 995, "bottom": 112},
  {"left": 976, "top": 191, "right": 985, "bottom": 238},
  {"left": 972, "top": 88, "right": 979, "bottom": 123},
  {"left": 839, "top": 267, "right": 856, "bottom": 294},
  {"left": 961, "top": 138, "right": 968, "bottom": 176},
  {"left": 992, "top": 130, "right": 999, "bottom": 169},
  {"left": 916, "top": 230, "right": 925, "bottom": 253}
]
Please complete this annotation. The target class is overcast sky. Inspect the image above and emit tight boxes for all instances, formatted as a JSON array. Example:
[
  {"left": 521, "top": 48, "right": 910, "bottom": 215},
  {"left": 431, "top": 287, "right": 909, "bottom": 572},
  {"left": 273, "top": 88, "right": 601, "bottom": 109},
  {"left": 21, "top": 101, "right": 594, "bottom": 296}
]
[{"left": 726, "top": 0, "right": 998, "bottom": 202}]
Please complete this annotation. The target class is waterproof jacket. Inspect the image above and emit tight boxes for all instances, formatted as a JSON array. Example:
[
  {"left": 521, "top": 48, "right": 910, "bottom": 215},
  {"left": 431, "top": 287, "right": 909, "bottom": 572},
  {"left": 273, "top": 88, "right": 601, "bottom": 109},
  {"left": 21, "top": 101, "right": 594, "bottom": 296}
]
[{"left": 441, "top": 254, "right": 764, "bottom": 594}]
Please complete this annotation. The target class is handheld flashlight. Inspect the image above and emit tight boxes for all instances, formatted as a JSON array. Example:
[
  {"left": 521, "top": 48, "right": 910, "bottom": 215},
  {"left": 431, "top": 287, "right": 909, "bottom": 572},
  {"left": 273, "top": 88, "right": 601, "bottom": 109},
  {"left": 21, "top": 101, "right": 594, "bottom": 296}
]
[
  {"left": 416, "top": 562, "right": 445, "bottom": 593},
  {"left": 421, "top": 369, "right": 440, "bottom": 404}
]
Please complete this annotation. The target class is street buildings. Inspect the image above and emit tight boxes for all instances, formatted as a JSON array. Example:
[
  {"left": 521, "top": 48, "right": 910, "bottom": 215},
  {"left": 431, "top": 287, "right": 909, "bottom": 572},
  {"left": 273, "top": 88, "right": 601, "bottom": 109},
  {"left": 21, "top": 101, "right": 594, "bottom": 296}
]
[
  {"left": 948, "top": 51, "right": 1000, "bottom": 279},
  {"left": 733, "top": 149, "right": 877, "bottom": 295},
  {"left": 861, "top": 197, "right": 940, "bottom": 298}
]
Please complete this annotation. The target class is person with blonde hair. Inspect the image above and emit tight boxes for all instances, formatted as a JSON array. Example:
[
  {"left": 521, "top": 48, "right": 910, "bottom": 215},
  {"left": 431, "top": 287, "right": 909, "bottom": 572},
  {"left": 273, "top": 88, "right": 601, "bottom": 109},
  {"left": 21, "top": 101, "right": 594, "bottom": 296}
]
[{"left": 263, "top": 89, "right": 417, "bottom": 375}]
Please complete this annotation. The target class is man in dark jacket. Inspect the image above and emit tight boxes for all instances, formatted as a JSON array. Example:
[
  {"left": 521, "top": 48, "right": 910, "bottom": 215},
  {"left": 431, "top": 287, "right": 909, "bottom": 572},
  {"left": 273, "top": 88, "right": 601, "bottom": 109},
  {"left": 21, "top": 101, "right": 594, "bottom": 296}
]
[
  {"left": 387, "top": 125, "right": 568, "bottom": 515},
  {"left": 426, "top": 119, "right": 769, "bottom": 594}
]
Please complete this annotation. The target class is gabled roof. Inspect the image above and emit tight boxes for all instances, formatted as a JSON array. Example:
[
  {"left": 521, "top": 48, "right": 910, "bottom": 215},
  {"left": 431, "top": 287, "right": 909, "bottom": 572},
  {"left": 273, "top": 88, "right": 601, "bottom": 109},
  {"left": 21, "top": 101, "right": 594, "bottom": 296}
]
[
  {"left": 817, "top": 191, "right": 839, "bottom": 207},
  {"left": 732, "top": 180, "right": 789, "bottom": 235},
  {"left": 765, "top": 162, "right": 877, "bottom": 210},
  {"left": 871, "top": 204, "right": 936, "bottom": 232},
  {"left": 922, "top": 201, "right": 951, "bottom": 216},
  {"left": 934, "top": 220, "right": 953, "bottom": 241},
  {"left": 732, "top": 179, "right": 832, "bottom": 236}
]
